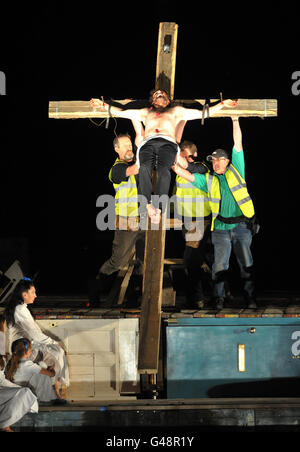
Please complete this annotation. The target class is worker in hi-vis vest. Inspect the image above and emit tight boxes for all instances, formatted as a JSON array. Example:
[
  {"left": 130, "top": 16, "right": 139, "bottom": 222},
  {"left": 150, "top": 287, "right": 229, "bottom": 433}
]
[
  {"left": 90, "top": 122, "right": 145, "bottom": 306},
  {"left": 172, "top": 116, "right": 258, "bottom": 310},
  {"left": 174, "top": 141, "right": 211, "bottom": 308}
]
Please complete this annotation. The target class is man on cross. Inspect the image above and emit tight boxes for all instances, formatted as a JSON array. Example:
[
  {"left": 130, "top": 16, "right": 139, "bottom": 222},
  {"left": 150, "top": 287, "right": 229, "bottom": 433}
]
[{"left": 90, "top": 91, "right": 237, "bottom": 223}]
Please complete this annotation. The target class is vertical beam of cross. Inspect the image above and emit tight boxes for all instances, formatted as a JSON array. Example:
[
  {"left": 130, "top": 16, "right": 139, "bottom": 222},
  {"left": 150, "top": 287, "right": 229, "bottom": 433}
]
[
  {"left": 137, "top": 23, "right": 179, "bottom": 377},
  {"left": 155, "top": 22, "right": 178, "bottom": 99}
]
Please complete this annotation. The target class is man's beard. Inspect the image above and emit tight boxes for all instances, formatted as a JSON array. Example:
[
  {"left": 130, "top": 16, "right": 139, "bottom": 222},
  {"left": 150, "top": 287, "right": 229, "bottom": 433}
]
[
  {"left": 151, "top": 103, "right": 172, "bottom": 113},
  {"left": 124, "top": 152, "right": 134, "bottom": 161}
]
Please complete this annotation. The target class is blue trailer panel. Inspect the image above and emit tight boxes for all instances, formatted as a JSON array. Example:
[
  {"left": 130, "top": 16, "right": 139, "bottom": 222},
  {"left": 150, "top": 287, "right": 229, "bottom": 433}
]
[{"left": 165, "top": 318, "right": 300, "bottom": 398}]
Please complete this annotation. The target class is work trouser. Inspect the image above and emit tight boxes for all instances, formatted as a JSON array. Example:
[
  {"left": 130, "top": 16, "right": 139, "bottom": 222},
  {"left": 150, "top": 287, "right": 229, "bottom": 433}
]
[
  {"left": 99, "top": 228, "right": 145, "bottom": 276},
  {"left": 211, "top": 222, "right": 255, "bottom": 299}
]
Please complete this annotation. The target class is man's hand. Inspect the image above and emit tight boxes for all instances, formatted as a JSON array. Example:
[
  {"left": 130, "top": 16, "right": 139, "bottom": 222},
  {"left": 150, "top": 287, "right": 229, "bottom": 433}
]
[
  {"left": 223, "top": 99, "right": 238, "bottom": 108},
  {"left": 171, "top": 163, "right": 179, "bottom": 174},
  {"left": 90, "top": 98, "right": 106, "bottom": 109},
  {"left": 177, "top": 153, "right": 188, "bottom": 169},
  {"left": 172, "top": 164, "right": 195, "bottom": 183},
  {"left": 126, "top": 163, "right": 139, "bottom": 177}
]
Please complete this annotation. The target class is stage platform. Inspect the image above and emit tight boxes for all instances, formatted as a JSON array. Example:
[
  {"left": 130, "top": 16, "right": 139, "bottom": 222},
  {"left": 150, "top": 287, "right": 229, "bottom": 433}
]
[
  {"left": 2, "top": 292, "right": 300, "bottom": 432},
  {"left": 11, "top": 397, "right": 300, "bottom": 432},
  {"left": 1, "top": 291, "right": 299, "bottom": 319}
]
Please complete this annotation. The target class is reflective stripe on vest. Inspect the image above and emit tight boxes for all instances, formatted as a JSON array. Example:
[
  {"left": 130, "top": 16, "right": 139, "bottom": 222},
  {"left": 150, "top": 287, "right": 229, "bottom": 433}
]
[
  {"left": 206, "top": 164, "right": 255, "bottom": 230},
  {"left": 175, "top": 175, "right": 211, "bottom": 218},
  {"left": 109, "top": 159, "right": 139, "bottom": 217}
]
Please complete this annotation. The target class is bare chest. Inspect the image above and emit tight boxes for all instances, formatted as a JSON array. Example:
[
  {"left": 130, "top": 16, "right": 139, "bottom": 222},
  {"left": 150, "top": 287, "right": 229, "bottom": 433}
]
[{"left": 144, "top": 108, "right": 179, "bottom": 132}]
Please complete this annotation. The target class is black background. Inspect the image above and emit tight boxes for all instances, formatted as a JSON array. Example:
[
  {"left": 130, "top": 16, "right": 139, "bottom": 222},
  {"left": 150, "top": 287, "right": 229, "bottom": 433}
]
[{"left": 1, "top": 2, "right": 299, "bottom": 296}]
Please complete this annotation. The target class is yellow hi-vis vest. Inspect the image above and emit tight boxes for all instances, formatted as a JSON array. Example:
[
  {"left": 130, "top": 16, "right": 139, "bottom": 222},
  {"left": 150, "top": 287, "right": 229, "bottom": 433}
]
[
  {"left": 206, "top": 164, "right": 255, "bottom": 231},
  {"left": 109, "top": 159, "right": 139, "bottom": 217},
  {"left": 175, "top": 175, "right": 211, "bottom": 218}
]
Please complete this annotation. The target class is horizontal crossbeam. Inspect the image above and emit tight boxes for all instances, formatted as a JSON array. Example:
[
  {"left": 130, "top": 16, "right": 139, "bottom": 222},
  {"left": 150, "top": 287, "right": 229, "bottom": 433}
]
[{"left": 48, "top": 99, "right": 277, "bottom": 119}]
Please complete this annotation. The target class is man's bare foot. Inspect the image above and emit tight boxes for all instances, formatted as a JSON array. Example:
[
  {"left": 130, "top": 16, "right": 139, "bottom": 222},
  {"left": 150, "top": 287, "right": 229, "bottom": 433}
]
[
  {"left": 1, "top": 426, "right": 14, "bottom": 432},
  {"left": 147, "top": 205, "right": 161, "bottom": 224}
]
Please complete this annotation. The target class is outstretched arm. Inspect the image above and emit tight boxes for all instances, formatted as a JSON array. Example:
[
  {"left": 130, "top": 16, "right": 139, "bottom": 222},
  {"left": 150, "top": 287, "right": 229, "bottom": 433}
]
[
  {"left": 90, "top": 99, "right": 146, "bottom": 121},
  {"left": 172, "top": 163, "right": 195, "bottom": 183},
  {"left": 232, "top": 116, "right": 243, "bottom": 152},
  {"left": 180, "top": 99, "right": 238, "bottom": 121}
]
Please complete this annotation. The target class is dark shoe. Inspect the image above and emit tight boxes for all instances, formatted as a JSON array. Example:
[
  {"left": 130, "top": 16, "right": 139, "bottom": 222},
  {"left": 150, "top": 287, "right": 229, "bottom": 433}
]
[
  {"left": 216, "top": 297, "right": 225, "bottom": 309},
  {"left": 87, "top": 278, "right": 102, "bottom": 304},
  {"left": 52, "top": 398, "right": 68, "bottom": 406}
]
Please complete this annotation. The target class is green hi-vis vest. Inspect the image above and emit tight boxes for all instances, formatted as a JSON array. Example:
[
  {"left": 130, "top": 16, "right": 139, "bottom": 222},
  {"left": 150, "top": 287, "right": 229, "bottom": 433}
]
[
  {"left": 206, "top": 164, "right": 255, "bottom": 231},
  {"left": 109, "top": 159, "right": 139, "bottom": 217},
  {"left": 175, "top": 175, "right": 211, "bottom": 218}
]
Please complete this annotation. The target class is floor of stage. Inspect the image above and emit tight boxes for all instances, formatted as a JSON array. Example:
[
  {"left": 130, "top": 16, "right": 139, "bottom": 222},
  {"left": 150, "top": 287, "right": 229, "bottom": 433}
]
[{"left": 3, "top": 290, "right": 298, "bottom": 319}]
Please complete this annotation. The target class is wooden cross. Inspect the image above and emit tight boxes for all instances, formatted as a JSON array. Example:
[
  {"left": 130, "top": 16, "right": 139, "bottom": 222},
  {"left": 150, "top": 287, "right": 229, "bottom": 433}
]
[
  {"left": 49, "top": 23, "right": 277, "bottom": 118},
  {"left": 48, "top": 22, "right": 278, "bottom": 382}
]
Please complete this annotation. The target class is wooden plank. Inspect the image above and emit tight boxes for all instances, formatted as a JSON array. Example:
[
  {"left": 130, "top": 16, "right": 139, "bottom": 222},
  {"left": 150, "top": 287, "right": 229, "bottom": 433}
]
[
  {"left": 116, "top": 258, "right": 135, "bottom": 305},
  {"left": 49, "top": 98, "right": 277, "bottom": 119},
  {"left": 193, "top": 98, "right": 278, "bottom": 118},
  {"left": 155, "top": 22, "right": 178, "bottom": 99},
  {"left": 138, "top": 214, "right": 167, "bottom": 374},
  {"left": 106, "top": 248, "right": 135, "bottom": 305},
  {"left": 164, "top": 258, "right": 184, "bottom": 265},
  {"left": 48, "top": 99, "right": 131, "bottom": 119}
]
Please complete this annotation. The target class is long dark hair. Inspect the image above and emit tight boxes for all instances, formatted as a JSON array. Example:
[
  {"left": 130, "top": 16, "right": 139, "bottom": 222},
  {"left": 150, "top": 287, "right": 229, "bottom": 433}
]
[
  {"left": 6, "top": 338, "right": 31, "bottom": 382},
  {"left": 4, "top": 279, "right": 34, "bottom": 327}
]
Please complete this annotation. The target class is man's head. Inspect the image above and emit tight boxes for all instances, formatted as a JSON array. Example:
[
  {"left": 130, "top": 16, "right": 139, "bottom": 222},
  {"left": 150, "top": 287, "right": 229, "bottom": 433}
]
[
  {"left": 113, "top": 134, "right": 134, "bottom": 162},
  {"left": 150, "top": 89, "right": 171, "bottom": 109},
  {"left": 180, "top": 140, "right": 198, "bottom": 163},
  {"left": 206, "top": 149, "right": 230, "bottom": 174}
]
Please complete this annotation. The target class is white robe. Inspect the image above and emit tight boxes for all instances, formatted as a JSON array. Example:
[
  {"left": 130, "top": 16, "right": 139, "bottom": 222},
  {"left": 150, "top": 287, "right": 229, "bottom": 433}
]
[
  {"left": 0, "top": 368, "right": 38, "bottom": 429},
  {"left": 7, "top": 303, "right": 69, "bottom": 386},
  {"left": 13, "top": 360, "right": 56, "bottom": 403}
]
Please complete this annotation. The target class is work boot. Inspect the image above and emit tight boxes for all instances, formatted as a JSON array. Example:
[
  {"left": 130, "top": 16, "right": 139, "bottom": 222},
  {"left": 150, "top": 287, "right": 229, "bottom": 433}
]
[
  {"left": 88, "top": 272, "right": 115, "bottom": 306},
  {"left": 87, "top": 279, "right": 102, "bottom": 305}
]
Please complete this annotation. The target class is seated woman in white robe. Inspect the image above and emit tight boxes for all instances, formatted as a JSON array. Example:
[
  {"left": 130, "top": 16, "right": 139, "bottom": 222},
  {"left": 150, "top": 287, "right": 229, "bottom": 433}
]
[
  {"left": 0, "top": 316, "right": 38, "bottom": 432},
  {"left": 6, "top": 338, "right": 66, "bottom": 405},
  {"left": 4, "top": 279, "right": 69, "bottom": 398}
]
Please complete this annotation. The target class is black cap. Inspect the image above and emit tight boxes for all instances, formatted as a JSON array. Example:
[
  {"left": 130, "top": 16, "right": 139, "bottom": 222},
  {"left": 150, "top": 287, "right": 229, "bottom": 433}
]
[{"left": 206, "top": 148, "right": 229, "bottom": 162}]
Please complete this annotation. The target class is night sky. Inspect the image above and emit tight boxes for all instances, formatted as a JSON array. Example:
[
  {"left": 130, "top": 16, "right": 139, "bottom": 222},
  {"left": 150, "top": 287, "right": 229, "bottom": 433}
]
[{"left": 1, "top": 3, "right": 299, "bottom": 295}]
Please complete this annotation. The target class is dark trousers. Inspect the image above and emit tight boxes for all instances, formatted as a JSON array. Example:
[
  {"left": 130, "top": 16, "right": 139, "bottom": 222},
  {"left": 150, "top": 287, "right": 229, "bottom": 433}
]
[
  {"left": 211, "top": 222, "right": 254, "bottom": 300},
  {"left": 138, "top": 138, "right": 178, "bottom": 209}
]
